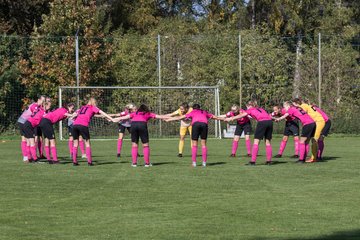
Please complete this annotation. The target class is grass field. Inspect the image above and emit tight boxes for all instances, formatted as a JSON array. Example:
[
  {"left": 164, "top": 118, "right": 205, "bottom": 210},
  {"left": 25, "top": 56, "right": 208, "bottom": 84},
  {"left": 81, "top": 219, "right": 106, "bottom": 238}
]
[{"left": 0, "top": 136, "right": 360, "bottom": 240}]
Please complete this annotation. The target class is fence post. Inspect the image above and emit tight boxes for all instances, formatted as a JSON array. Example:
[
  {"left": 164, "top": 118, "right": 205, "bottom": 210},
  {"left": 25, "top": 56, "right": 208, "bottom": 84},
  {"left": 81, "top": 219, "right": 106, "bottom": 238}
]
[
  {"left": 75, "top": 29, "right": 80, "bottom": 108},
  {"left": 157, "top": 34, "right": 162, "bottom": 136},
  {"left": 318, "top": 33, "right": 322, "bottom": 108},
  {"left": 239, "top": 34, "right": 242, "bottom": 107}
]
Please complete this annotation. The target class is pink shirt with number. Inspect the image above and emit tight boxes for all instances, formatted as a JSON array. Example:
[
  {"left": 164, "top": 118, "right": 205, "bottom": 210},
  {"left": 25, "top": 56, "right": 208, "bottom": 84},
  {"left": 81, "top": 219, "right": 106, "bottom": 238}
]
[
  {"left": 44, "top": 108, "right": 68, "bottom": 124},
  {"left": 130, "top": 112, "right": 156, "bottom": 122},
  {"left": 286, "top": 107, "right": 314, "bottom": 126},
  {"left": 226, "top": 109, "right": 250, "bottom": 125},
  {"left": 245, "top": 107, "right": 272, "bottom": 122},
  {"left": 312, "top": 106, "right": 329, "bottom": 122},
  {"left": 281, "top": 108, "right": 296, "bottom": 122},
  {"left": 185, "top": 109, "right": 214, "bottom": 125},
  {"left": 73, "top": 105, "right": 100, "bottom": 127},
  {"left": 27, "top": 106, "right": 45, "bottom": 127}
]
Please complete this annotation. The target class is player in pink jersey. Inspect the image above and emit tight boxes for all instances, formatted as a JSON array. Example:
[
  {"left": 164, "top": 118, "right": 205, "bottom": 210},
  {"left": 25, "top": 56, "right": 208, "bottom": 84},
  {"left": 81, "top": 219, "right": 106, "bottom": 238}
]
[
  {"left": 22, "top": 102, "right": 46, "bottom": 162},
  {"left": 108, "top": 103, "right": 137, "bottom": 158},
  {"left": 39, "top": 103, "right": 76, "bottom": 164},
  {"left": 225, "top": 101, "right": 273, "bottom": 165},
  {"left": 309, "top": 104, "right": 331, "bottom": 160},
  {"left": 67, "top": 111, "right": 86, "bottom": 159},
  {"left": 271, "top": 105, "right": 300, "bottom": 158},
  {"left": 112, "top": 104, "right": 169, "bottom": 167},
  {"left": 219, "top": 105, "right": 252, "bottom": 157},
  {"left": 166, "top": 104, "right": 220, "bottom": 167},
  {"left": 275, "top": 101, "right": 316, "bottom": 163},
  {"left": 17, "top": 95, "right": 45, "bottom": 162},
  {"left": 35, "top": 96, "right": 52, "bottom": 159},
  {"left": 71, "top": 98, "right": 114, "bottom": 166}
]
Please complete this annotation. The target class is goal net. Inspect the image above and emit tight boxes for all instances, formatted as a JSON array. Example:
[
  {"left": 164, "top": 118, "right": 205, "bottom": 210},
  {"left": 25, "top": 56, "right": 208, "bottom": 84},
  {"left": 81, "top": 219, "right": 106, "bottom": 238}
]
[{"left": 58, "top": 86, "right": 221, "bottom": 140}]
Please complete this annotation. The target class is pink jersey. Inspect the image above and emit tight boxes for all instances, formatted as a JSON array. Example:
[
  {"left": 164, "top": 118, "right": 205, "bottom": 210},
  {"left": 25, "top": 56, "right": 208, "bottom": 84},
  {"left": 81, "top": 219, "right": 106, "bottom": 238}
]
[
  {"left": 27, "top": 106, "right": 45, "bottom": 127},
  {"left": 226, "top": 109, "right": 250, "bottom": 125},
  {"left": 130, "top": 112, "right": 156, "bottom": 122},
  {"left": 119, "top": 110, "right": 131, "bottom": 127},
  {"left": 312, "top": 106, "right": 329, "bottom": 122},
  {"left": 18, "top": 103, "right": 40, "bottom": 123},
  {"left": 185, "top": 109, "right": 214, "bottom": 125},
  {"left": 245, "top": 107, "right": 272, "bottom": 122},
  {"left": 73, "top": 105, "right": 100, "bottom": 127},
  {"left": 286, "top": 107, "right": 314, "bottom": 126},
  {"left": 44, "top": 107, "right": 68, "bottom": 124}
]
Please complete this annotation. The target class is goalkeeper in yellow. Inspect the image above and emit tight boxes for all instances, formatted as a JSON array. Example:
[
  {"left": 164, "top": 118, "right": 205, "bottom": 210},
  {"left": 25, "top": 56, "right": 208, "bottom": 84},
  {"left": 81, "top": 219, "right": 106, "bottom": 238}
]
[
  {"left": 292, "top": 98, "right": 325, "bottom": 162},
  {"left": 165, "top": 102, "right": 193, "bottom": 157}
]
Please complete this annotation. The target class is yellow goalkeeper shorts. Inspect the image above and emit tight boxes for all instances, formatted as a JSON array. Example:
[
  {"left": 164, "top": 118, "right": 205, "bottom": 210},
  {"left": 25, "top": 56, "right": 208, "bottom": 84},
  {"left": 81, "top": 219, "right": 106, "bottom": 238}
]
[{"left": 180, "top": 126, "right": 192, "bottom": 136}]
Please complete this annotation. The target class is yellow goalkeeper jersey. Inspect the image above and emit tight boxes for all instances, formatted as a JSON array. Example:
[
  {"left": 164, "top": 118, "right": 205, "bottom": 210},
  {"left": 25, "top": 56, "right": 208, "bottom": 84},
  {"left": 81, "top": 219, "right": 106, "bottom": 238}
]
[
  {"left": 171, "top": 107, "right": 193, "bottom": 127},
  {"left": 300, "top": 103, "right": 325, "bottom": 122}
]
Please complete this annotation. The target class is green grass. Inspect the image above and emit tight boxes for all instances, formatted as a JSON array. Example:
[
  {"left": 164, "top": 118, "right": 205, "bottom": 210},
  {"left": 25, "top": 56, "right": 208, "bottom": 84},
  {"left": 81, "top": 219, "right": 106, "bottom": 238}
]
[{"left": 0, "top": 136, "right": 360, "bottom": 240}]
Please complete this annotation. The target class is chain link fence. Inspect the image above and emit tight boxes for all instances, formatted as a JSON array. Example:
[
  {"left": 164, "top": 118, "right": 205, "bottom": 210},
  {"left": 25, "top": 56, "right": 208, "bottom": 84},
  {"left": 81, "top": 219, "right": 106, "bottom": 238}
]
[{"left": 0, "top": 33, "right": 359, "bottom": 136}]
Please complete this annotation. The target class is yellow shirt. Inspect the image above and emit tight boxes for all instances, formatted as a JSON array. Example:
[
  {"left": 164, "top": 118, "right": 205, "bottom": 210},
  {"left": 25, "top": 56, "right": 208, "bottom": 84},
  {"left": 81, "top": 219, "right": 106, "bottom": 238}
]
[
  {"left": 300, "top": 103, "right": 325, "bottom": 122},
  {"left": 171, "top": 108, "right": 193, "bottom": 127}
]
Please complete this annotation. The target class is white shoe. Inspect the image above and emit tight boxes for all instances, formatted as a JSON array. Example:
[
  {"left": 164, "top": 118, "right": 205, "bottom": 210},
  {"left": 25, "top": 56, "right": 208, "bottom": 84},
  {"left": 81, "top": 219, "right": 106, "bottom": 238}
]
[
  {"left": 144, "top": 164, "right": 151, "bottom": 168},
  {"left": 202, "top": 162, "right": 206, "bottom": 167},
  {"left": 23, "top": 156, "right": 28, "bottom": 162},
  {"left": 192, "top": 162, "right": 197, "bottom": 167},
  {"left": 81, "top": 154, "right": 87, "bottom": 159},
  {"left": 131, "top": 164, "right": 137, "bottom": 167}
]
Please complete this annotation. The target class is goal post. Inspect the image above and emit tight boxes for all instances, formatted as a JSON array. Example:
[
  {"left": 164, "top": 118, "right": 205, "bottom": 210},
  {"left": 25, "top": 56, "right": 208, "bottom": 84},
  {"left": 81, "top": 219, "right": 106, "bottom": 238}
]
[{"left": 58, "top": 86, "right": 221, "bottom": 140}]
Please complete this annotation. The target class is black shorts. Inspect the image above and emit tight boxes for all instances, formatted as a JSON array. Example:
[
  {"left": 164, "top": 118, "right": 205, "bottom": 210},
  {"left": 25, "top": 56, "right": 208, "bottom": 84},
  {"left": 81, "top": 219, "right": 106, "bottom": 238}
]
[
  {"left": 34, "top": 126, "right": 43, "bottom": 137},
  {"left": 234, "top": 121, "right": 252, "bottom": 136},
  {"left": 23, "top": 121, "right": 35, "bottom": 139},
  {"left": 191, "top": 122, "right": 208, "bottom": 140},
  {"left": 72, "top": 125, "right": 90, "bottom": 140},
  {"left": 284, "top": 120, "right": 299, "bottom": 136},
  {"left": 18, "top": 122, "right": 26, "bottom": 136},
  {"left": 118, "top": 124, "right": 131, "bottom": 134},
  {"left": 39, "top": 118, "right": 55, "bottom": 140},
  {"left": 321, "top": 120, "right": 331, "bottom": 137},
  {"left": 68, "top": 126, "right": 73, "bottom": 137},
  {"left": 131, "top": 121, "right": 149, "bottom": 144},
  {"left": 254, "top": 120, "right": 273, "bottom": 140},
  {"left": 301, "top": 123, "right": 316, "bottom": 139}
]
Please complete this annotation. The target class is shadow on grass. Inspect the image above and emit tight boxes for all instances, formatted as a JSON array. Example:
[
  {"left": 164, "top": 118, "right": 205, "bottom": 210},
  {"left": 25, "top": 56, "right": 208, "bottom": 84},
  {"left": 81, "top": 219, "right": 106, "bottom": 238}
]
[
  {"left": 254, "top": 229, "right": 360, "bottom": 240},
  {"left": 207, "top": 161, "right": 226, "bottom": 166},
  {"left": 151, "top": 162, "right": 175, "bottom": 166},
  {"left": 96, "top": 161, "right": 122, "bottom": 165},
  {"left": 60, "top": 160, "right": 98, "bottom": 165},
  {"left": 317, "top": 156, "right": 340, "bottom": 162}
]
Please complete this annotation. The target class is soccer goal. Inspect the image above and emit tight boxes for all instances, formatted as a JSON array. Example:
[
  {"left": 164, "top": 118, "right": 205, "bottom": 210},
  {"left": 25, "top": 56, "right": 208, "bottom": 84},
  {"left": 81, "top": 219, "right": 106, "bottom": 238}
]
[{"left": 58, "top": 86, "right": 221, "bottom": 140}]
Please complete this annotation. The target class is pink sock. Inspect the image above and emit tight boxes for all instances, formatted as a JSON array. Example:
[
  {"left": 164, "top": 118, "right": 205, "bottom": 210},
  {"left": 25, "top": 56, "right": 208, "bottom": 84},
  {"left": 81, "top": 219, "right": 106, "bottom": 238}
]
[
  {"left": 231, "top": 141, "right": 239, "bottom": 155},
  {"left": 79, "top": 140, "right": 85, "bottom": 155},
  {"left": 72, "top": 147, "right": 78, "bottom": 163},
  {"left": 45, "top": 146, "right": 51, "bottom": 160},
  {"left": 266, "top": 144, "right": 272, "bottom": 162},
  {"left": 30, "top": 146, "right": 38, "bottom": 160},
  {"left": 131, "top": 146, "right": 138, "bottom": 165},
  {"left": 143, "top": 146, "right": 150, "bottom": 165},
  {"left": 245, "top": 139, "right": 252, "bottom": 155},
  {"left": 251, "top": 144, "right": 259, "bottom": 162},
  {"left": 305, "top": 143, "right": 310, "bottom": 158},
  {"left": 38, "top": 141, "right": 43, "bottom": 157},
  {"left": 117, "top": 139, "right": 123, "bottom": 154},
  {"left": 278, "top": 140, "right": 287, "bottom": 155},
  {"left": 318, "top": 140, "right": 324, "bottom": 158},
  {"left": 21, "top": 141, "right": 27, "bottom": 157},
  {"left": 27, "top": 146, "right": 32, "bottom": 159},
  {"left": 294, "top": 139, "right": 299, "bottom": 155},
  {"left": 191, "top": 146, "right": 198, "bottom": 163},
  {"left": 299, "top": 143, "right": 305, "bottom": 160},
  {"left": 51, "top": 146, "right": 58, "bottom": 161},
  {"left": 202, "top": 146, "right": 207, "bottom": 163},
  {"left": 86, "top": 147, "right": 92, "bottom": 164},
  {"left": 68, "top": 140, "right": 73, "bottom": 155}
]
